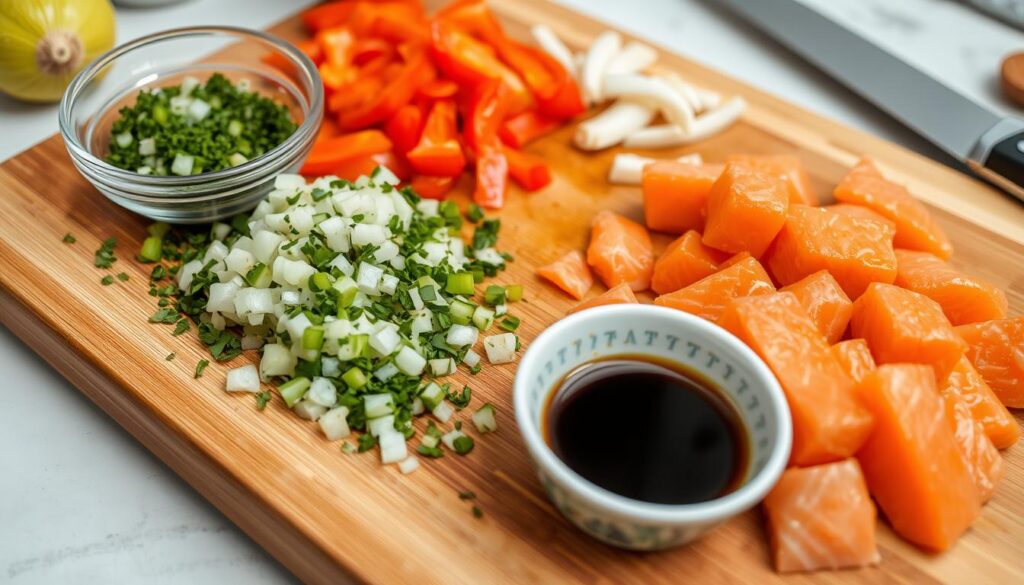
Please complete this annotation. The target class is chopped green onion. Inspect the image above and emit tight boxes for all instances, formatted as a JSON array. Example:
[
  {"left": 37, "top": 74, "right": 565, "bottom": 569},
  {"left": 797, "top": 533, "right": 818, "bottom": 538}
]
[
  {"left": 100, "top": 275, "right": 114, "bottom": 286},
  {"left": 62, "top": 233, "right": 76, "bottom": 244},
  {"left": 302, "top": 326, "right": 325, "bottom": 351},
  {"left": 472, "top": 403, "right": 498, "bottom": 433},
  {"left": 148, "top": 222, "right": 171, "bottom": 238},
  {"left": 342, "top": 366, "right": 368, "bottom": 389},
  {"left": 194, "top": 359, "right": 210, "bottom": 378},
  {"left": 506, "top": 284, "right": 523, "bottom": 302},
  {"left": 256, "top": 391, "right": 272, "bottom": 410},
  {"left": 453, "top": 435, "right": 475, "bottom": 454},
  {"left": 484, "top": 285, "right": 506, "bottom": 306},
  {"left": 445, "top": 272, "right": 476, "bottom": 296},
  {"left": 472, "top": 306, "right": 495, "bottom": 331},
  {"left": 498, "top": 316, "right": 520, "bottom": 332},
  {"left": 139, "top": 236, "right": 163, "bottom": 263},
  {"left": 165, "top": 352, "right": 175, "bottom": 361},
  {"left": 279, "top": 377, "right": 311, "bottom": 407}
]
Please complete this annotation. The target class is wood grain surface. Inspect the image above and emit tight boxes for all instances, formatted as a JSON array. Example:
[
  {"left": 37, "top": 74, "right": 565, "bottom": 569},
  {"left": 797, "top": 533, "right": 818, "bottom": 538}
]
[{"left": 1, "top": 2, "right": 1022, "bottom": 583}]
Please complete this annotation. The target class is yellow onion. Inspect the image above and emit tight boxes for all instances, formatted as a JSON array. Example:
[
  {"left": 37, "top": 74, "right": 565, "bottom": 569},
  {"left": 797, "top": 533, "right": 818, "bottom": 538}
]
[{"left": 0, "top": 0, "right": 116, "bottom": 103}]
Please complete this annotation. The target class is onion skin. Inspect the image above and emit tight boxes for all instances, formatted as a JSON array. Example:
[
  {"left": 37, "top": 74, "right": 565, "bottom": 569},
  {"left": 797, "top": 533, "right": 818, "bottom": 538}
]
[{"left": 0, "top": 0, "right": 116, "bottom": 103}]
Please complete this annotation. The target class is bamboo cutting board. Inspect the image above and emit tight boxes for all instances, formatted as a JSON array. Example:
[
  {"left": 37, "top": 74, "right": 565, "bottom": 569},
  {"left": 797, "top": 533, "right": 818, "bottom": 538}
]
[{"left": 2, "top": 2, "right": 1023, "bottom": 583}]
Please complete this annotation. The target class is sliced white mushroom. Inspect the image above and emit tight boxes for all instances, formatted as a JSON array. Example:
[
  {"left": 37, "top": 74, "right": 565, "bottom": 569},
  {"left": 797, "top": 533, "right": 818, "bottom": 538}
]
[
  {"left": 581, "top": 30, "right": 622, "bottom": 105},
  {"left": 605, "top": 41, "right": 659, "bottom": 75},
  {"left": 602, "top": 74, "right": 695, "bottom": 133},
  {"left": 574, "top": 101, "right": 656, "bottom": 151},
  {"left": 608, "top": 152, "right": 706, "bottom": 185},
  {"left": 623, "top": 96, "right": 747, "bottom": 149},
  {"left": 530, "top": 24, "right": 576, "bottom": 78},
  {"left": 662, "top": 73, "right": 704, "bottom": 113}
]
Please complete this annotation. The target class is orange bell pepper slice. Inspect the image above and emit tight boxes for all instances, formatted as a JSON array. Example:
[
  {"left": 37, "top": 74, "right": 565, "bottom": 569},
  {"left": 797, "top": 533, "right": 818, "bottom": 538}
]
[
  {"left": 411, "top": 175, "right": 458, "bottom": 200},
  {"left": 498, "top": 110, "right": 562, "bottom": 148},
  {"left": 436, "top": 0, "right": 505, "bottom": 41},
  {"left": 429, "top": 22, "right": 532, "bottom": 113},
  {"left": 299, "top": 130, "right": 393, "bottom": 176},
  {"left": 418, "top": 79, "right": 460, "bottom": 100},
  {"left": 315, "top": 117, "right": 341, "bottom": 145},
  {"left": 336, "top": 49, "right": 435, "bottom": 130},
  {"left": 301, "top": 2, "right": 357, "bottom": 32},
  {"left": 316, "top": 27, "right": 355, "bottom": 66},
  {"left": 407, "top": 99, "right": 467, "bottom": 178},
  {"left": 504, "top": 146, "right": 552, "bottom": 191}
]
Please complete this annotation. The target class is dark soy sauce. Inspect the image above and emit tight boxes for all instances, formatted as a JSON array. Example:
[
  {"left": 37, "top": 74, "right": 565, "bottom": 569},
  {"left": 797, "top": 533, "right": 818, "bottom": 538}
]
[{"left": 543, "top": 356, "right": 749, "bottom": 505}]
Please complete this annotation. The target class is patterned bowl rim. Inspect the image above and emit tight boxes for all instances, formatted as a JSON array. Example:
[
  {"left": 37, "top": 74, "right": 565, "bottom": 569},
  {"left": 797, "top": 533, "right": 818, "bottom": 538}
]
[{"left": 513, "top": 304, "right": 792, "bottom": 525}]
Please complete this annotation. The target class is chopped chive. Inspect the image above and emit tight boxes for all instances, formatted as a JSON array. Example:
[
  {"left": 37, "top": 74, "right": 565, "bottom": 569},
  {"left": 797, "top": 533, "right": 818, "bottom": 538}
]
[
  {"left": 194, "top": 359, "right": 210, "bottom": 378},
  {"left": 499, "top": 316, "right": 521, "bottom": 332},
  {"left": 505, "top": 284, "right": 523, "bottom": 302},
  {"left": 62, "top": 233, "right": 76, "bottom": 244},
  {"left": 139, "top": 236, "right": 163, "bottom": 263},
  {"left": 256, "top": 391, "right": 271, "bottom": 411}
]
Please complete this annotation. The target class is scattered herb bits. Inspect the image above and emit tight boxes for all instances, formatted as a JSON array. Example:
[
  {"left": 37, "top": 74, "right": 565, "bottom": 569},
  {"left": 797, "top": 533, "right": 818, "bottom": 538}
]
[
  {"left": 100, "top": 275, "right": 114, "bottom": 286},
  {"left": 62, "top": 233, "right": 76, "bottom": 244},
  {"left": 194, "top": 359, "right": 210, "bottom": 378},
  {"left": 165, "top": 352, "right": 175, "bottom": 361},
  {"left": 94, "top": 237, "right": 117, "bottom": 268}
]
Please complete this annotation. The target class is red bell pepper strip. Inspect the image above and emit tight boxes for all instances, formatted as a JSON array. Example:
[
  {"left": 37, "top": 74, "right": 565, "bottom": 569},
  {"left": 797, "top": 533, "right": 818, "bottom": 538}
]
[
  {"left": 493, "top": 39, "right": 585, "bottom": 119},
  {"left": 301, "top": 2, "right": 356, "bottom": 32},
  {"left": 299, "top": 130, "right": 393, "bottom": 176},
  {"left": 262, "top": 39, "right": 323, "bottom": 77},
  {"left": 429, "top": 22, "right": 532, "bottom": 114},
  {"left": 315, "top": 117, "right": 341, "bottom": 145},
  {"left": 463, "top": 79, "right": 509, "bottom": 153},
  {"left": 498, "top": 110, "right": 562, "bottom": 148},
  {"left": 336, "top": 49, "right": 434, "bottom": 130},
  {"left": 407, "top": 99, "right": 466, "bottom": 177},
  {"left": 473, "top": 147, "right": 508, "bottom": 209},
  {"left": 410, "top": 175, "right": 457, "bottom": 200},
  {"left": 436, "top": 0, "right": 505, "bottom": 41},
  {"left": 316, "top": 27, "right": 355, "bottom": 66},
  {"left": 417, "top": 79, "right": 460, "bottom": 100},
  {"left": 504, "top": 146, "right": 552, "bottom": 191},
  {"left": 328, "top": 74, "right": 383, "bottom": 113},
  {"left": 385, "top": 103, "right": 425, "bottom": 154},
  {"left": 351, "top": 38, "right": 393, "bottom": 66}
]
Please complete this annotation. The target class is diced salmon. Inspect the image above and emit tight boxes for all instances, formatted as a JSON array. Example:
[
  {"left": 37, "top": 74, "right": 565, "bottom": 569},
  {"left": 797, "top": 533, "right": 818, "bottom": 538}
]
[
  {"left": 824, "top": 203, "right": 896, "bottom": 232},
  {"left": 653, "top": 256, "right": 776, "bottom": 323},
  {"left": 940, "top": 389, "right": 1004, "bottom": 503},
  {"left": 955, "top": 318, "right": 1024, "bottom": 408},
  {"left": 943, "top": 356, "right": 1019, "bottom": 448},
  {"left": 719, "top": 292, "right": 872, "bottom": 465},
  {"left": 765, "top": 205, "right": 897, "bottom": 299},
  {"left": 719, "top": 251, "right": 751, "bottom": 270},
  {"left": 832, "top": 339, "right": 876, "bottom": 385},
  {"left": 651, "top": 230, "right": 729, "bottom": 295},
  {"left": 833, "top": 157, "right": 953, "bottom": 259},
  {"left": 568, "top": 283, "right": 638, "bottom": 314},
  {"left": 763, "top": 459, "right": 880, "bottom": 573},
  {"left": 780, "top": 270, "right": 853, "bottom": 344},
  {"left": 851, "top": 283, "right": 965, "bottom": 383},
  {"left": 536, "top": 250, "right": 593, "bottom": 300},
  {"left": 855, "top": 364, "right": 980, "bottom": 551},
  {"left": 894, "top": 249, "right": 1008, "bottom": 326},
  {"left": 702, "top": 164, "right": 789, "bottom": 257},
  {"left": 642, "top": 161, "right": 723, "bottom": 233},
  {"left": 586, "top": 211, "right": 655, "bottom": 291},
  {"left": 726, "top": 154, "right": 818, "bottom": 206}
]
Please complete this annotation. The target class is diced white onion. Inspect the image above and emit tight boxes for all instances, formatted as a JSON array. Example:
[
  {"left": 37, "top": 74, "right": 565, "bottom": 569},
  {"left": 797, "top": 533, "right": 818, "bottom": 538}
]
[
  {"left": 581, "top": 30, "right": 622, "bottom": 105},
  {"left": 319, "top": 407, "right": 351, "bottom": 440},
  {"left": 395, "top": 346, "right": 426, "bottom": 375},
  {"left": 605, "top": 41, "right": 658, "bottom": 75},
  {"left": 574, "top": 101, "right": 655, "bottom": 151},
  {"left": 398, "top": 456, "right": 420, "bottom": 475},
  {"left": 623, "top": 96, "right": 746, "bottom": 148},
  {"left": 484, "top": 333, "right": 518, "bottom": 364},
  {"left": 225, "top": 364, "right": 260, "bottom": 393},
  {"left": 602, "top": 74, "right": 695, "bottom": 132}
]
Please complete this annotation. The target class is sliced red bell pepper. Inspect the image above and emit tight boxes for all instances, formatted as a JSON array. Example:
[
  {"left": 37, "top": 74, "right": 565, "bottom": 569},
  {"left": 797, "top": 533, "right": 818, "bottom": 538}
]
[
  {"left": 320, "top": 61, "right": 358, "bottom": 92},
  {"left": 336, "top": 49, "right": 434, "bottom": 130},
  {"left": 410, "top": 175, "right": 457, "bottom": 200},
  {"left": 385, "top": 103, "right": 425, "bottom": 154},
  {"left": 315, "top": 117, "right": 341, "bottom": 145},
  {"left": 504, "top": 146, "right": 552, "bottom": 191},
  {"left": 473, "top": 146, "right": 508, "bottom": 209},
  {"left": 463, "top": 79, "right": 509, "bottom": 153},
  {"left": 316, "top": 27, "right": 355, "bottom": 66},
  {"left": 346, "top": 2, "right": 429, "bottom": 44},
  {"left": 406, "top": 99, "right": 466, "bottom": 178},
  {"left": 300, "top": 130, "right": 393, "bottom": 176},
  {"left": 498, "top": 110, "right": 562, "bottom": 148},
  {"left": 493, "top": 39, "right": 585, "bottom": 119},
  {"left": 417, "top": 79, "right": 460, "bottom": 100},
  {"left": 429, "top": 22, "right": 532, "bottom": 114},
  {"left": 436, "top": 0, "right": 505, "bottom": 41},
  {"left": 301, "top": 2, "right": 356, "bottom": 32},
  {"left": 262, "top": 39, "right": 323, "bottom": 76},
  {"left": 351, "top": 38, "right": 393, "bottom": 66},
  {"left": 328, "top": 74, "right": 383, "bottom": 114}
]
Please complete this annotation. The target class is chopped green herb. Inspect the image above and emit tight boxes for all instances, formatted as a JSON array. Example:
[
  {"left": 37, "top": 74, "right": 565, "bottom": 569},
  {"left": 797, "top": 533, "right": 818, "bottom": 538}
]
[
  {"left": 100, "top": 275, "right": 114, "bottom": 286},
  {"left": 417, "top": 444, "right": 444, "bottom": 458},
  {"left": 150, "top": 264, "right": 167, "bottom": 281},
  {"left": 357, "top": 433, "right": 377, "bottom": 452},
  {"left": 194, "top": 359, "right": 210, "bottom": 378},
  {"left": 165, "top": 352, "right": 175, "bottom": 361},
  {"left": 453, "top": 435, "right": 475, "bottom": 455},
  {"left": 341, "top": 441, "right": 356, "bottom": 454},
  {"left": 172, "top": 319, "right": 190, "bottom": 336},
  {"left": 149, "top": 307, "right": 180, "bottom": 324},
  {"left": 466, "top": 203, "right": 484, "bottom": 223},
  {"left": 256, "top": 391, "right": 272, "bottom": 411},
  {"left": 471, "top": 219, "right": 500, "bottom": 250},
  {"left": 499, "top": 316, "right": 520, "bottom": 332},
  {"left": 471, "top": 505, "right": 483, "bottom": 519},
  {"left": 62, "top": 233, "right": 76, "bottom": 244},
  {"left": 116, "top": 272, "right": 130, "bottom": 282},
  {"left": 94, "top": 237, "right": 117, "bottom": 268},
  {"left": 446, "top": 385, "right": 472, "bottom": 409},
  {"left": 458, "top": 490, "right": 476, "bottom": 500}
]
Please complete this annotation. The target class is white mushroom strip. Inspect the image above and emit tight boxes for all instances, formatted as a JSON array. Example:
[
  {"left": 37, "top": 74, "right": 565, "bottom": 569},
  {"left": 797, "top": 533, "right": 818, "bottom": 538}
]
[
  {"left": 608, "top": 152, "right": 705, "bottom": 185},
  {"left": 623, "top": 96, "right": 747, "bottom": 149},
  {"left": 662, "top": 73, "right": 704, "bottom": 113},
  {"left": 695, "top": 87, "right": 722, "bottom": 110},
  {"left": 581, "top": 30, "right": 622, "bottom": 105},
  {"left": 605, "top": 41, "right": 659, "bottom": 75},
  {"left": 530, "top": 24, "right": 576, "bottom": 78},
  {"left": 574, "top": 101, "right": 657, "bottom": 151},
  {"left": 603, "top": 74, "right": 695, "bottom": 132}
]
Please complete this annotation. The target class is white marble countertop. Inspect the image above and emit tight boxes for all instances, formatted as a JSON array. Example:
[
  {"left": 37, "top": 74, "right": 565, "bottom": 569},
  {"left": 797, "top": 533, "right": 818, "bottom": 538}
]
[{"left": 1, "top": 0, "right": 1021, "bottom": 583}]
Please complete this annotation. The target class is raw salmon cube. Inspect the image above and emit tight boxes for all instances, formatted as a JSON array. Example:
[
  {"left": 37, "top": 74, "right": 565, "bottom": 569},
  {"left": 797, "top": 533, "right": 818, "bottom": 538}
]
[
  {"left": 780, "top": 270, "right": 853, "bottom": 344},
  {"left": 856, "top": 364, "right": 980, "bottom": 551},
  {"left": 850, "top": 283, "right": 965, "bottom": 382},
  {"left": 833, "top": 157, "right": 953, "bottom": 259},
  {"left": 586, "top": 211, "right": 655, "bottom": 291},
  {"left": 702, "top": 163, "right": 789, "bottom": 257},
  {"left": 941, "top": 389, "right": 1004, "bottom": 503},
  {"left": 765, "top": 205, "right": 897, "bottom": 299},
  {"left": 719, "top": 292, "right": 873, "bottom": 465},
  {"left": 943, "top": 356, "right": 1019, "bottom": 448},
  {"left": 719, "top": 251, "right": 751, "bottom": 269},
  {"left": 651, "top": 230, "right": 729, "bottom": 295},
  {"left": 831, "top": 339, "right": 876, "bottom": 385},
  {"left": 726, "top": 154, "right": 818, "bottom": 206},
  {"left": 537, "top": 250, "right": 593, "bottom": 300},
  {"left": 894, "top": 249, "right": 1008, "bottom": 326},
  {"left": 955, "top": 318, "right": 1024, "bottom": 408},
  {"left": 642, "top": 161, "right": 723, "bottom": 233},
  {"left": 653, "top": 256, "right": 775, "bottom": 323},
  {"left": 763, "top": 459, "right": 880, "bottom": 572},
  {"left": 569, "top": 283, "right": 638, "bottom": 314},
  {"left": 824, "top": 203, "right": 896, "bottom": 232}
]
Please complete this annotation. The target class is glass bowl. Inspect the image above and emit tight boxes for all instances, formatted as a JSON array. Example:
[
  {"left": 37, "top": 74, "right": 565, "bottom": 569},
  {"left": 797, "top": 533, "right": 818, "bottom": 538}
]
[{"left": 59, "top": 26, "right": 323, "bottom": 224}]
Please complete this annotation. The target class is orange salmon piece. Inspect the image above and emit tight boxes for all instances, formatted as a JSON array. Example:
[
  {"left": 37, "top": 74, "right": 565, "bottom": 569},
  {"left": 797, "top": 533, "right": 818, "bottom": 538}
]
[
  {"left": 955, "top": 318, "right": 1024, "bottom": 408},
  {"left": 856, "top": 364, "right": 980, "bottom": 551},
  {"left": 943, "top": 356, "right": 1019, "bottom": 448},
  {"left": 894, "top": 249, "right": 1008, "bottom": 326},
  {"left": 641, "top": 161, "right": 723, "bottom": 233},
  {"left": 780, "top": 270, "right": 853, "bottom": 344},
  {"left": 940, "top": 389, "right": 1004, "bottom": 503},
  {"left": 851, "top": 283, "right": 965, "bottom": 383},
  {"left": 651, "top": 230, "right": 729, "bottom": 295},
  {"left": 824, "top": 203, "right": 896, "bottom": 232},
  {"left": 765, "top": 205, "right": 897, "bottom": 299},
  {"left": 586, "top": 211, "right": 655, "bottom": 292},
  {"left": 568, "top": 283, "right": 638, "bottom": 314},
  {"left": 763, "top": 459, "right": 880, "bottom": 572},
  {"left": 833, "top": 157, "right": 953, "bottom": 259},
  {"left": 653, "top": 256, "right": 775, "bottom": 323},
  {"left": 536, "top": 250, "right": 593, "bottom": 300},
  {"left": 702, "top": 163, "right": 789, "bottom": 257},
  {"left": 726, "top": 154, "right": 818, "bottom": 206},
  {"left": 831, "top": 339, "right": 876, "bottom": 385},
  {"left": 719, "top": 292, "right": 873, "bottom": 465},
  {"left": 719, "top": 251, "right": 751, "bottom": 270}
]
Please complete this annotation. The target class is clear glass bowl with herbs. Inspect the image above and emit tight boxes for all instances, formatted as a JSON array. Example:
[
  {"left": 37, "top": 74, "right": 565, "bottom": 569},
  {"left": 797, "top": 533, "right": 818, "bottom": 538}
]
[{"left": 59, "top": 26, "right": 323, "bottom": 224}]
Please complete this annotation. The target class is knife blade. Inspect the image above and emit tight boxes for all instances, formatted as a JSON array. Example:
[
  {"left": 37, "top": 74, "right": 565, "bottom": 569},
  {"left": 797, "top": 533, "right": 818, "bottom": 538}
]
[{"left": 720, "top": 0, "right": 1024, "bottom": 202}]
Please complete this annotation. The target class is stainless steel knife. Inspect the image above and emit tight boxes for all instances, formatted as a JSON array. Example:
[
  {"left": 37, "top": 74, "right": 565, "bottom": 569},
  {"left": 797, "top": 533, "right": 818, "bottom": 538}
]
[{"left": 720, "top": 0, "right": 1024, "bottom": 202}]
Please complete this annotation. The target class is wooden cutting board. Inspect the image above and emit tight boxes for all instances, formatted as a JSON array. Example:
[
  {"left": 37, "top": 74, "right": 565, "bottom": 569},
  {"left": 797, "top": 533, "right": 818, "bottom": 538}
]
[{"left": 2, "top": 2, "right": 1022, "bottom": 583}]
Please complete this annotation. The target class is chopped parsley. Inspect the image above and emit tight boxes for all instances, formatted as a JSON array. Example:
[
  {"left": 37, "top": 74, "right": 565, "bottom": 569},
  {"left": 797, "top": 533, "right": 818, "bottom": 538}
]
[
  {"left": 194, "top": 359, "right": 210, "bottom": 378},
  {"left": 116, "top": 272, "right": 130, "bottom": 282},
  {"left": 100, "top": 275, "right": 114, "bottom": 286},
  {"left": 256, "top": 391, "right": 272, "bottom": 411},
  {"left": 165, "top": 352, "right": 175, "bottom": 361},
  {"left": 62, "top": 233, "right": 76, "bottom": 244},
  {"left": 94, "top": 237, "right": 117, "bottom": 268},
  {"left": 171, "top": 319, "right": 190, "bottom": 336},
  {"left": 458, "top": 490, "right": 476, "bottom": 501},
  {"left": 471, "top": 505, "right": 483, "bottom": 519}
]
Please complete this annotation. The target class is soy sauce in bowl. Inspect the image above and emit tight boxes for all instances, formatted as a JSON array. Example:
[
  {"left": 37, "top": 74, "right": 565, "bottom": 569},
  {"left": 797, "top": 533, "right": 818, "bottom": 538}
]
[{"left": 543, "top": 355, "right": 749, "bottom": 506}]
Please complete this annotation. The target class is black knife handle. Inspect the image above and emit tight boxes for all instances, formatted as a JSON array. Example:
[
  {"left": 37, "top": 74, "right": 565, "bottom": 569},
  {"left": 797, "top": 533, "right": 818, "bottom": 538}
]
[
  {"left": 969, "top": 121, "right": 1024, "bottom": 202},
  {"left": 982, "top": 131, "right": 1024, "bottom": 189}
]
